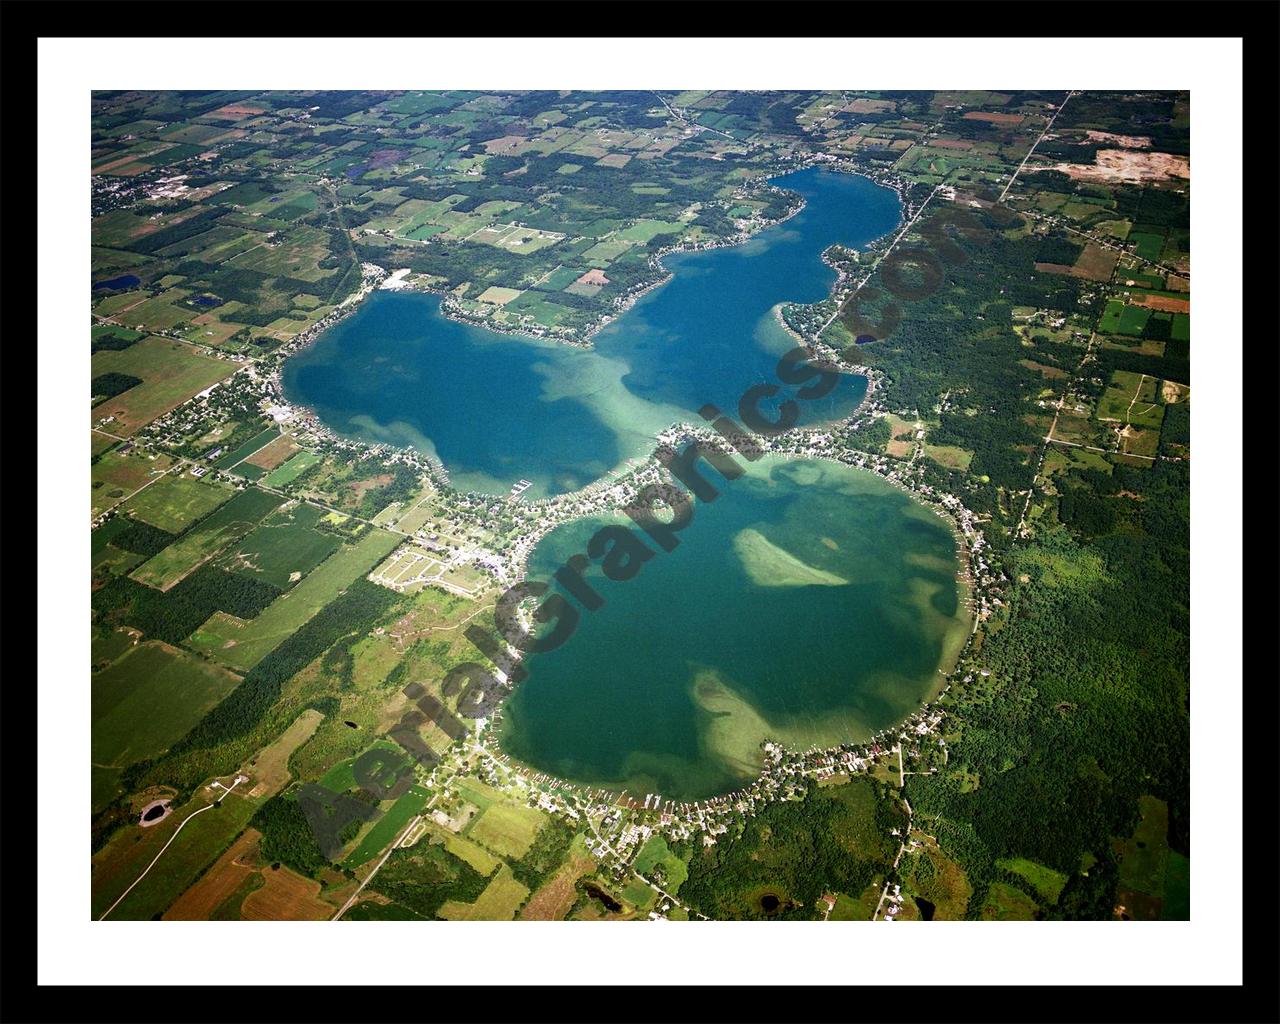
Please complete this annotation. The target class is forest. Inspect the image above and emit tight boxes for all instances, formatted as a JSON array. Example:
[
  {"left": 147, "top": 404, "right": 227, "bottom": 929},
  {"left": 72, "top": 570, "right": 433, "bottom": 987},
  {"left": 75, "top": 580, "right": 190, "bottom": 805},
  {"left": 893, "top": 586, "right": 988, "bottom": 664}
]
[{"left": 679, "top": 777, "right": 903, "bottom": 919}]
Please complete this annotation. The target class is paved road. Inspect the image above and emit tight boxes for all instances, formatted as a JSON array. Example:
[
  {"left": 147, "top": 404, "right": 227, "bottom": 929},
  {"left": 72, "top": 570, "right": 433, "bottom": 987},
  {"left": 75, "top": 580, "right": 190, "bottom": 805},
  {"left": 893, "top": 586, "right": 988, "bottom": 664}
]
[
  {"left": 815, "top": 183, "right": 945, "bottom": 340},
  {"left": 331, "top": 813, "right": 425, "bottom": 921},
  {"left": 999, "top": 90, "right": 1076, "bottom": 202},
  {"left": 651, "top": 92, "right": 736, "bottom": 141}
]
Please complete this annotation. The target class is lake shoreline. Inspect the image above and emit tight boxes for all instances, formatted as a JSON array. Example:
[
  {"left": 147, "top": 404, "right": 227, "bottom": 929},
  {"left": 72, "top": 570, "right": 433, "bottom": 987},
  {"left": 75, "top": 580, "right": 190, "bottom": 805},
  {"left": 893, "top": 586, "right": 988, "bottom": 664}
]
[
  {"left": 268, "top": 163, "right": 899, "bottom": 431},
  {"left": 257, "top": 167, "right": 991, "bottom": 806},
  {"left": 488, "top": 446, "right": 982, "bottom": 807}
]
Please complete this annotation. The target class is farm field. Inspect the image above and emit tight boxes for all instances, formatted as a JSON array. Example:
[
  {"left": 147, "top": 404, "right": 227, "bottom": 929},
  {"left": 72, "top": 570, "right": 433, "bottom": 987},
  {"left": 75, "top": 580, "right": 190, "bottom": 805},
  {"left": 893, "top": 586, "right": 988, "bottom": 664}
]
[
  {"left": 465, "top": 801, "right": 546, "bottom": 859},
  {"left": 212, "top": 427, "right": 279, "bottom": 470},
  {"left": 1093, "top": 370, "right": 1166, "bottom": 458},
  {"left": 245, "top": 709, "right": 325, "bottom": 797},
  {"left": 262, "top": 449, "right": 322, "bottom": 487},
  {"left": 91, "top": 641, "right": 243, "bottom": 769},
  {"left": 444, "top": 834, "right": 503, "bottom": 876},
  {"left": 240, "top": 864, "right": 334, "bottom": 921},
  {"left": 91, "top": 449, "right": 175, "bottom": 519},
  {"left": 437, "top": 865, "right": 530, "bottom": 921},
  {"left": 188, "top": 527, "right": 401, "bottom": 671},
  {"left": 344, "top": 785, "right": 431, "bottom": 868},
  {"left": 217, "top": 501, "right": 342, "bottom": 589},
  {"left": 1099, "top": 299, "right": 1152, "bottom": 336},
  {"left": 243, "top": 433, "right": 301, "bottom": 471},
  {"left": 120, "top": 470, "right": 233, "bottom": 533},
  {"left": 164, "top": 828, "right": 264, "bottom": 920},
  {"left": 90, "top": 336, "right": 236, "bottom": 435},
  {"left": 129, "top": 487, "right": 284, "bottom": 589}
]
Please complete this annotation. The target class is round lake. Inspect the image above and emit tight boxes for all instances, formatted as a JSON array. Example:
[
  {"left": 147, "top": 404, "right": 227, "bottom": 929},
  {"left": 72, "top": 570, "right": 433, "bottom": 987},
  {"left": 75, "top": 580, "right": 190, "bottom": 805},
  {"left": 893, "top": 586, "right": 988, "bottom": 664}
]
[{"left": 497, "top": 457, "right": 970, "bottom": 800}]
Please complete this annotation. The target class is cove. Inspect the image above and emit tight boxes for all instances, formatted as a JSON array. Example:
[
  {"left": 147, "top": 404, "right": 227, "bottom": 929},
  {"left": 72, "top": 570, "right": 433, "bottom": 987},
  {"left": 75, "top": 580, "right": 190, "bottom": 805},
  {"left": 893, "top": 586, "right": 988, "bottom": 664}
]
[
  {"left": 281, "top": 167, "right": 902, "bottom": 499},
  {"left": 497, "top": 457, "right": 971, "bottom": 801}
]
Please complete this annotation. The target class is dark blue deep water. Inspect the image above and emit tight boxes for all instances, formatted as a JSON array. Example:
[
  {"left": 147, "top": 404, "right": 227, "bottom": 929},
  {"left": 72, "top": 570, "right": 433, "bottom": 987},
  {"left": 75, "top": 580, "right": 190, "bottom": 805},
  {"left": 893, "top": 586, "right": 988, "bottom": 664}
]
[
  {"left": 93, "top": 274, "right": 141, "bottom": 291},
  {"left": 282, "top": 168, "right": 902, "bottom": 498}
]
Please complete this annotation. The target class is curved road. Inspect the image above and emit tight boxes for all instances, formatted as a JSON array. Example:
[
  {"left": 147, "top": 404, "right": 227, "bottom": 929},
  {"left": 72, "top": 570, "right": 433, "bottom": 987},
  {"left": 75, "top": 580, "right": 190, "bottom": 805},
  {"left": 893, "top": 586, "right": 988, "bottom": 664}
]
[{"left": 98, "top": 776, "right": 245, "bottom": 921}]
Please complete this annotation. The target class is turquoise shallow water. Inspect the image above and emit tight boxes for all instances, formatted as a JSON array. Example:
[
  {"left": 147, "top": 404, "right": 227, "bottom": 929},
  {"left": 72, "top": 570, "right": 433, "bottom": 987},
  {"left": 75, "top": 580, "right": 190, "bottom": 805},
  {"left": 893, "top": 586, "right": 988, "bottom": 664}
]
[
  {"left": 281, "top": 167, "right": 902, "bottom": 498},
  {"left": 498, "top": 458, "right": 970, "bottom": 800}
]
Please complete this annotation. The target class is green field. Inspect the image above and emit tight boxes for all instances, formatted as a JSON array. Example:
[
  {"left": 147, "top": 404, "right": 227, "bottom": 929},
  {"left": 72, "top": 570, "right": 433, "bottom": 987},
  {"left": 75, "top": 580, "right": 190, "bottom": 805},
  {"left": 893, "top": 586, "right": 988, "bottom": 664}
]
[
  {"left": 579, "top": 238, "right": 634, "bottom": 264},
  {"left": 130, "top": 488, "right": 285, "bottom": 590},
  {"left": 92, "top": 641, "right": 243, "bottom": 768},
  {"left": 437, "top": 865, "right": 529, "bottom": 921},
  {"left": 996, "top": 856, "right": 1067, "bottom": 904},
  {"left": 444, "top": 834, "right": 502, "bottom": 875},
  {"left": 1128, "top": 230, "right": 1166, "bottom": 262},
  {"left": 212, "top": 427, "right": 279, "bottom": 470},
  {"left": 1095, "top": 370, "right": 1166, "bottom": 433},
  {"left": 1114, "top": 794, "right": 1187, "bottom": 920},
  {"left": 263, "top": 450, "right": 322, "bottom": 487},
  {"left": 217, "top": 502, "right": 342, "bottom": 589},
  {"left": 465, "top": 801, "right": 546, "bottom": 859},
  {"left": 121, "top": 471, "right": 233, "bottom": 533},
  {"left": 980, "top": 881, "right": 1040, "bottom": 920},
  {"left": 317, "top": 739, "right": 405, "bottom": 794},
  {"left": 616, "top": 219, "right": 684, "bottom": 243},
  {"left": 93, "top": 540, "right": 145, "bottom": 577},
  {"left": 534, "top": 266, "right": 581, "bottom": 291},
  {"left": 632, "top": 834, "right": 689, "bottom": 895},
  {"left": 90, "top": 336, "right": 237, "bottom": 435},
  {"left": 345, "top": 785, "right": 431, "bottom": 868},
  {"left": 1099, "top": 300, "right": 1151, "bottom": 337},
  {"left": 91, "top": 450, "right": 174, "bottom": 519},
  {"left": 622, "top": 877, "right": 658, "bottom": 911},
  {"left": 188, "top": 528, "right": 401, "bottom": 671},
  {"left": 829, "top": 891, "right": 872, "bottom": 921}
]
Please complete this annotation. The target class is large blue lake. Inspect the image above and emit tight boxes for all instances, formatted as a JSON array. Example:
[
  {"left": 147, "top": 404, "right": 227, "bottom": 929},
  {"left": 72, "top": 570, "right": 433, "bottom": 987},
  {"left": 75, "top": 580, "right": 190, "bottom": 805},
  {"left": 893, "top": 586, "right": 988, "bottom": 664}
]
[
  {"left": 282, "top": 167, "right": 902, "bottom": 498},
  {"left": 499, "top": 457, "right": 971, "bottom": 800}
]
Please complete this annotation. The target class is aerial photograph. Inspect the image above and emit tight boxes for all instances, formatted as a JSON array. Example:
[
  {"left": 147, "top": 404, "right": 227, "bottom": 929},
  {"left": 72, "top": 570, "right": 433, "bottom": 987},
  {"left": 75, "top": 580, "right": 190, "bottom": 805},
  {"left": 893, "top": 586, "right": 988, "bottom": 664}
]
[{"left": 87, "top": 87, "right": 1192, "bottom": 926}]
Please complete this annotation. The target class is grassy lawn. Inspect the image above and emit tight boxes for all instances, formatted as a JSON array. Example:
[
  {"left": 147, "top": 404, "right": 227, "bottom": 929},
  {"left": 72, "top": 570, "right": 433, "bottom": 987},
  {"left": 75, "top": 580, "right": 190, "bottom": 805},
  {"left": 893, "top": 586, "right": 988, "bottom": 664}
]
[
  {"left": 632, "top": 835, "right": 689, "bottom": 894},
  {"left": 465, "top": 802, "right": 546, "bottom": 859}
]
